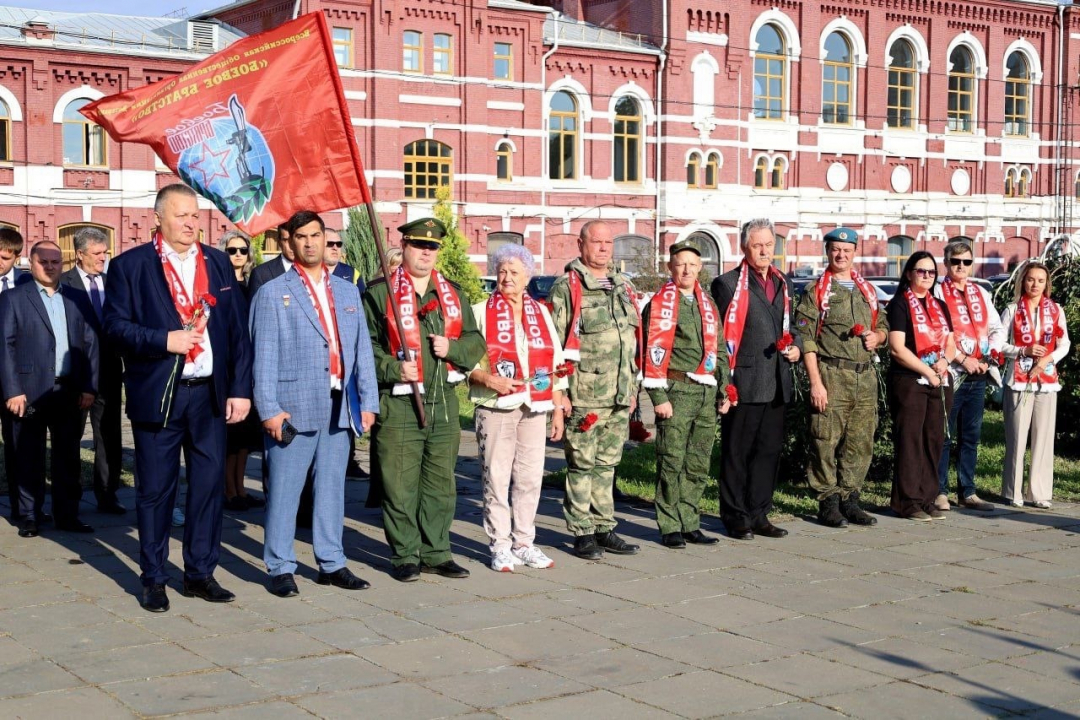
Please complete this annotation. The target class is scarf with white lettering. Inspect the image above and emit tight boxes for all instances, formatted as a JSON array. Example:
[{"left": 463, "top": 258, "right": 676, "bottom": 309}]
[
  {"left": 563, "top": 268, "right": 643, "bottom": 371},
  {"left": 154, "top": 232, "right": 211, "bottom": 364},
  {"left": 724, "top": 261, "right": 790, "bottom": 377},
  {"left": 484, "top": 292, "right": 556, "bottom": 410},
  {"left": 1011, "top": 295, "right": 1061, "bottom": 389},
  {"left": 815, "top": 268, "right": 878, "bottom": 337},
  {"left": 903, "top": 288, "right": 950, "bottom": 359},
  {"left": 941, "top": 277, "right": 989, "bottom": 359},
  {"left": 644, "top": 280, "right": 718, "bottom": 388}
]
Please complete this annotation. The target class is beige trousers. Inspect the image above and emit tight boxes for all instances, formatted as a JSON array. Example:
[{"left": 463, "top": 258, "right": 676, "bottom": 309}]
[
  {"left": 475, "top": 406, "right": 548, "bottom": 553},
  {"left": 1002, "top": 387, "right": 1058, "bottom": 504}
]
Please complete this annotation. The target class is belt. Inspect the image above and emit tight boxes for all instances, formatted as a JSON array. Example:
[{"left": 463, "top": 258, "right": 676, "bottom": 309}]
[
  {"left": 667, "top": 369, "right": 691, "bottom": 383},
  {"left": 820, "top": 357, "right": 872, "bottom": 374},
  {"left": 179, "top": 377, "right": 212, "bottom": 387}
]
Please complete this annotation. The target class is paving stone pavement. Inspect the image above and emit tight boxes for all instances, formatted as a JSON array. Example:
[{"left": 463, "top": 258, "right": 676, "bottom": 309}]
[{"left": 2, "top": 428, "right": 1080, "bottom": 718}]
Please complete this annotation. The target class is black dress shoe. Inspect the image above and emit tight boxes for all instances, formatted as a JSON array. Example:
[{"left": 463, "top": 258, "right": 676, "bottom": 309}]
[
  {"left": 181, "top": 576, "right": 236, "bottom": 603},
  {"left": 682, "top": 529, "right": 720, "bottom": 545},
  {"left": 55, "top": 519, "right": 94, "bottom": 533},
  {"left": 317, "top": 567, "right": 371, "bottom": 590},
  {"left": 661, "top": 532, "right": 686, "bottom": 549},
  {"left": 595, "top": 531, "right": 639, "bottom": 555},
  {"left": 269, "top": 573, "right": 299, "bottom": 598},
  {"left": 752, "top": 522, "right": 789, "bottom": 539},
  {"left": 392, "top": 563, "right": 421, "bottom": 582},
  {"left": 573, "top": 535, "right": 603, "bottom": 560},
  {"left": 243, "top": 494, "right": 266, "bottom": 509},
  {"left": 17, "top": 520, "right": 38, "bottom": 538},
  {"left": 142, "top": 583, "right": 170, "bottom": 613},
  {"left": 96, "top": 500, "right": 127, "bottom": 515},
  {"left": 420, "top": 560, "right": 470, "bottom": 579},
  {"left": 728, "top": 526, "right": 754, "bottom": 540}
]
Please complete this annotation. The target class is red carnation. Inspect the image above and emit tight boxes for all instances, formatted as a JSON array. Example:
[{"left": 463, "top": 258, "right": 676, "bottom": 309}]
[
  {"left": 725, "top": 385, "right": 739, "bottom": 405},
  {"left": 1055, "top": 326, "right": 1065, "bottom": 340},
  {"left": 990, "top": 349, "right": 1004, "bottom": 365},
  {"left": 577, "top": 412, "right": 599, "bottom": 432},
  {"left": 554, "top": 362, "right": 575, "bottom": 378},
  {"left": 852, "top": 324, "right": 866, "bottom": 336},
  {"left": 776, "top": 332, "right": 794, "bottom": 352},
  {"left": 418, "top": 300, "right": 439, "bottom": 317},
  {"left": 200, "top": 293, "right": 217, "bottom": 308}
]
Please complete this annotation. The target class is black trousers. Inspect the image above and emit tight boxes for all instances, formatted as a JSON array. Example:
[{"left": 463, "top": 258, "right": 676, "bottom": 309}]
[
  {"left": 719, "top": 392, "right": 786, "bottom": 530},
  {"left": 10, "top": 385, "right": 84, "bottom": 522},
  {"left": 890, "top": 374, "right": 952, "bottom": 517},
  {"left": 81, "top": 366, "right": 123, "bottom": 503},
  {"left": 2, "top": 409, "right": 17, "bottom": 519}
]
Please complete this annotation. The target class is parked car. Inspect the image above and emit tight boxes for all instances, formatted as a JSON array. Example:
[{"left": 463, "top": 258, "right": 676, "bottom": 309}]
[
  {"left": 792, "top": 276, "right": 891, "bottom": 306},
  {"left": 480, "top": 276, "right": 497, "bottom": 295},
  {"left": 527, "top": 274, "right": 558, "bottom": 312},
  {"left": 864, "top": 276, "right": 900, "bottom": 303}
]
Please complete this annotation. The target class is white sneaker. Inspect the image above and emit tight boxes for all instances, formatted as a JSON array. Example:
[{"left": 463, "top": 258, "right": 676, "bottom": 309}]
[
  {"left": 172, "top": 507, "right": 185, "bottom": 527},
  {"left": 491, "top": 550, "right": 518, "bottom": 573},
  {"left": 1033, "top": 500, "right": 1052, "bottom": 509},
  {"left": 512, "top": 545, "right": 555, "bottom": 569}
]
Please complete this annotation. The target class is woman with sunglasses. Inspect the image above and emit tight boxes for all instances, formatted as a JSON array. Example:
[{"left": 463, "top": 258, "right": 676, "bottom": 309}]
[
  {"left": 217, "top": 231, "right": 263, "bottom": 511},
  {"left": 887, "top": 251, "right": 958, "bottom": 521},
  {"left": 999, "top": 261, "right": 1070, "bottom": 509}
]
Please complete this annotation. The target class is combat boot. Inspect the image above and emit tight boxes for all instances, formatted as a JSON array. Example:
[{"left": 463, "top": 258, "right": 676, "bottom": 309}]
[
  {"left": 840, "top": 491, "right": 878, "bottom": 526},
  {"left": 818, "top": 494, "right": 848, "bottom": 528}
]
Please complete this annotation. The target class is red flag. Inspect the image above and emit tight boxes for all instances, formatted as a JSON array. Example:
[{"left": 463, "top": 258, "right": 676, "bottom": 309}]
[{"left": 80, "top": 12, "right": 370, "bottom": 235}]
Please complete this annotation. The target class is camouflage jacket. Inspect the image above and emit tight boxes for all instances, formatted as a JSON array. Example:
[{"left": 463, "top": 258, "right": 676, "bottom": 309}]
[
  {"left": 641, "top": 290, "right": 729, "bottom": 406},
  {"left": 794, "top": 278, "right": 889, "bottom": 362},
  {"left": 550, "top": 258, "right": 640, "bottom": 408}
]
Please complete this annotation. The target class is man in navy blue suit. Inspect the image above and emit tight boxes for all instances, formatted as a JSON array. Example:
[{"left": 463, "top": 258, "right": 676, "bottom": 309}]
[
  {"left": 103, "top": 183, "right": 253, "bottom": 613},
  {"left": 0, "top": 227, "right": 28, "bottom": 521},
  {"left": 0, "top": 241, "right": 98, "bottom": 538}
]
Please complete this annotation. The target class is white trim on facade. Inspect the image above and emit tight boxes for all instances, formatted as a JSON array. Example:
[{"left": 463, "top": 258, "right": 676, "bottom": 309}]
[{"left": 52, "top": 85, "right": 105, "bottom": 123}]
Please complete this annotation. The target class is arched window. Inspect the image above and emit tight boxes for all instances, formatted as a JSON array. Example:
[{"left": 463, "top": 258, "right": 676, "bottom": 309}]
[
  {"left": 948, "top": 46, "right": 975, "bottom": 132},
  {"left": 686, "top": 152, "right": 701, "bottom": 188},
  {"left": 403, "top": 139, "right": 452, "bottom": 199},
  {"left": 887, "top": 40, "right": 917, "bottom": 129},
  {"left": 614, "top": 234, "right": 652, "bottom": 275},
  {"left": 754, "top": 155, "right": 769, "bottom": 189},
  {"left": 495, "top": 141, "right": 513, "bottom": 182},
  {"left": 549, "top": 91, "right": 578, "bottom": 180},
  {"left": 770, "top": 158, "right": 785, "bottom": 190},
  {"left": 62, "top": 98, "right": 106, "bottom": 167},
  {"left": 1005, "top": 168, "right": 1016, "bottom": 198},
  {"left": 433, "top": 33, "right": 453, "bottom": 76},
  {"left": 1005, "top": 52, "right": 1030, "bottom": 137},
  {"left": 685, "top": 231, "right": 720, "bottom": 280},
  {"left": 0, "top": 99, "right": 10, "bottom": 162},
  {"left": 613, "top": 96, "right": 641, "bottom": 184},
  {"left": 753, "top": 24, "right": 786, "bottom": 120},
  {"left": 822, "top": 32, "right": 853, "bottom": 125},
  {"left": 887, "top": 235, "right": 913, "bottom": 275},
  {"left": 58, "top": 223, "right": 113, "bottom": 271},
  {"left": 1018, "top": 168, "right": 1030, "bottom": 197},
  {"left": 486, "top": 231, "right": 523, "bottom": 274},
  {"left": 704, "top": 152, "right": 720, "bottom": 189},
  {"left": 691, "top": 54, "right": 718, "bottom": 118}
]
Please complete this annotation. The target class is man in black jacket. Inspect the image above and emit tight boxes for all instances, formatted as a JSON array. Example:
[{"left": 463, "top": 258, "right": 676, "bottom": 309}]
[
  {"left": 247, "top": 224, "right": 292, "bottom": 299},
  {"left": 711, "top": 218, "right": 802, "bottom": 540}
]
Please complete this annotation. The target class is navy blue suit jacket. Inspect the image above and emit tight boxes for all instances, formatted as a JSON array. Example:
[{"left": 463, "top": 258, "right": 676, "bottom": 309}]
[
  {"left": 248, "top": 255, "right": 288, "bottom": 300},
  {"left": 102, "top": 242, "right": 253, "bottom": 424},
  {"left": 0, "top": 281, "right": 99, "bottom": 405}
]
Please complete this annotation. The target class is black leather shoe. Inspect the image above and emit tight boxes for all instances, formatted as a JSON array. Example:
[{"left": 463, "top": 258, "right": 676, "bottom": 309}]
[
  {"left": 728, "top": 526, "right": 754, "bottom": 540},
  {"left": 269, "top": 573, "right": 299, "bottom": 598},
  {"left": 55, "top": 519, "right": 94, "bottom": 533},
  {"left": 682, "top": 529, "right": 720, "bottom": 545},
  {"left": 752, "top": 522, "right": 789, "bottom": 539},
  {"left": 317, "top": 567, "right": 371, "bottom": 590},
  {"left": 573, "top": 535, "right": 603, "bottom": 559},
  {"left": 17, "top": 520, "right": 38, "bottom": 538},
  {"left": 392, "top": 563, "right": 421, "bottom": 582},
  {"left": 595, "top": 531, "right": 639, "bottom": 555},
  {"left": 181, "top": 576, "right": 236, "bottom": 603},
  {"left": 661, "top": 532, "right": 686, "bottom": 549},
  {"left": 96, "top": 499, "right": 127, "bottom": 515},
  {"left": 420, "top": 560, "right": 470, "bottom": 579},
  {"left": 142, "top": 583, "right": 170, "bottom": 613},
  {"left": 243, "top": 494, "right": 266, "bottom": 509}
]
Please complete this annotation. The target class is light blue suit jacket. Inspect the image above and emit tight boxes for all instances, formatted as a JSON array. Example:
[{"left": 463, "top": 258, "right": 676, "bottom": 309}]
[{"left": 250, "top": 268, "right": 379, "bottom": 433}]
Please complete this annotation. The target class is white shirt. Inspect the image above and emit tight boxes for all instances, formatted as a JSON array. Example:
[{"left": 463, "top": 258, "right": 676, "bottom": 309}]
[
  {"left": 76, "top": 264, "right": 104, "bottom": 296},
  {"left": 280, "top": 256, "right": 293, "bottom": 273},
  {"left": 998, "top": 301, "right": 1071, "bottom": 393},
  {"left": 305, "top": 268, "right": 342, "bottom": 392},
  {"left": 0, "top": 268, "right": 16, "bottom": 292},
  {"left": 163, "top": 243, "right": 213, "bottom": 379}
]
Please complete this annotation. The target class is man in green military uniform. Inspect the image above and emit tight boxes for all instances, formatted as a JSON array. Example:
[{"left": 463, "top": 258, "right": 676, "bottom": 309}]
[
  {"left": 642, "top": 240, "right": 731, "bottom": 548},
  {"left": 363, "top": 218, "right": 487, "bottom": 581},
  {"left": 794, "top": 227, "right": 888, "bottom": 527},
  {"left": 550, "top": 220, "right": 641, "bottom": 560}
]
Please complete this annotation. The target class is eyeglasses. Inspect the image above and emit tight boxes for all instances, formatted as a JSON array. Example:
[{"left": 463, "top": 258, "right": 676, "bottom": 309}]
[
  {"left": 226, "top": 247, "right": 249, "bottom": 256},
  {"left": 914, "top": 268, "right": 936, "bottom": 278},
  {"left": 407, "top": 240, "right": 441, "bottom": 251},
  {"left": 949, "top": 258, "right": 974, "bottom": 267},
  {"left": 325, "top": 241, "right": 343, "bottom": 248}
]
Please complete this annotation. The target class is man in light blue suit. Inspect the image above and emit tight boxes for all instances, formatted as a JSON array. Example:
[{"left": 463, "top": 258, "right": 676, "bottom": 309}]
[{"left": 250, "top": 210, "right": 379, "bottom": 598}]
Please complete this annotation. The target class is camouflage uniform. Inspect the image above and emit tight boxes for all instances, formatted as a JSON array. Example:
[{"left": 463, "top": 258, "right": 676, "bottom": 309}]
[
  {"left": 643, "top": 292, "right": 728, "bottom": 535},
  {"left": 794, "top": 280, "right": 888, "bottom": 502},
  {"left": 550, "top": 258, "right": 640, "bottom": 536}
]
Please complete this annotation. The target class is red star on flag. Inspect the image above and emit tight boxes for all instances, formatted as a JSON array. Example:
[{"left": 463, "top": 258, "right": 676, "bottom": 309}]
[{"left": 189, "top": 142, "right": 231, "bottom": 187}]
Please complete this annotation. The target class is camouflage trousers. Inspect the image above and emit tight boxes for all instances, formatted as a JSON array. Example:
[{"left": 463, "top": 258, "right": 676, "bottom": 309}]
[
  {"left": 808, "top": 361, "right": 878, "bottom": 501},
  {"left": 654, "top": 380, "right": 717, "bottom": 535},
  {"left": 563, "top": 405, "right": 630, "bottom": 536}
]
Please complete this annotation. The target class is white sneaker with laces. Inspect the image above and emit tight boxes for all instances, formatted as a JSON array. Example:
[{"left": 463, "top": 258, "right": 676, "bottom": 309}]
[
  {"left": 512, "top": 545, "right": 555, "bottom": 569},
  {"left": 172, "top": 507, "right": 185, "bottom": 527},
  {"left": 491, "top": 550, "right": 518, "bottom": 573},
  {"left": 1033, "top": 500, "right": 1052, "bottom": 509}
]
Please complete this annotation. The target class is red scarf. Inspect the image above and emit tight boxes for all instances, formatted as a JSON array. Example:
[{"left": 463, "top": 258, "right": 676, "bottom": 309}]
[
  {"left": 431, "top": 270, "right": 465, "bottom": 383},
  {"left": 154, "top": 232, "right": 211, "bottom": 364},
  {"left": 295, "top": 266, "right": 343, "bottom": 382},
  {"left": 644, "top": 280, "right": 718, "bottom": 388},
  {"left": 563, "top": 268, "right": 643, "bottom": 371},
  {"left": 484, "top": 292, "right": 556, "bottom": 411},
  {"left": 1011, "top": 296, "right": 1061, "bottom": 388},
  {"left": 724, "top": 262, "right": 790, "bottom": 377},
  {"left": 940, "top": 278, "right": 989, "bottom": 359},
  {"left": 385, "top": 267, "right": 464, "bottom": 395},
  {"left": 903, "top": 288, "right": 950, "bottom": 360},
  {"left": 815, "top": 268, "right": 878, "bottom": 337}
]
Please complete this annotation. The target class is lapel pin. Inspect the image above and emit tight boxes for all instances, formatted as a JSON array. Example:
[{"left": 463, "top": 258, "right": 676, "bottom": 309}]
[{"left": 283, "top": 294, "right": 290, "bottom": 307}]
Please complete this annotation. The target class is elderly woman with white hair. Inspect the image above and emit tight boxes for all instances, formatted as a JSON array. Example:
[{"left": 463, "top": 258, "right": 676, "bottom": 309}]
[{"left": 469, "top": 244, "right": 567, "bottom": 572}]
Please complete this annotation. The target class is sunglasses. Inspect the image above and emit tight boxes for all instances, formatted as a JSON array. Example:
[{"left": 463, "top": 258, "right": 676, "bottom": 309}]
[
  {"left": 326, "top": 241, "right": 343, "bottom": 248},
  {"left": 226, "top": 247, "right": 249, "bottom": 256},
  {"left": 408, "top": 240, "right": 441, "bottom": 251},
  {"left": 914, "top": 268, "right": 936, "bottom": 278},
  {"left": 949, "top": 258, "right": 974, "bottom": 267}
]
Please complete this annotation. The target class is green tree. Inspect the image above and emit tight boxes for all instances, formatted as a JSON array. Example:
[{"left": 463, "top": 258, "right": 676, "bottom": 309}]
[
  {"left": 343, "top": 205, "right": 381, "bottom": 282},
  {"left": 433, "top": 186, "right": 484, "bottom": 303},
  {"left": 249, "top": 232, "right": 265, "bottom": 266}
]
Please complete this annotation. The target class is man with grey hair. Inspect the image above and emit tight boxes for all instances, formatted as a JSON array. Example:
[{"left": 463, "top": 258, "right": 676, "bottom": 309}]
[
  {"left": 61, "top": 226, "right": 125, "bottom": 514},
  {"left": 710, "top": 218, "right": 802, "bottom": 540},
  {"left": 932, "top": 240, "right": 1002, "bottom": 511}
]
